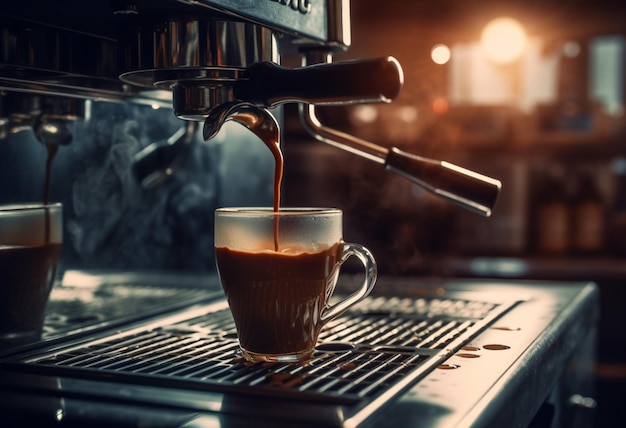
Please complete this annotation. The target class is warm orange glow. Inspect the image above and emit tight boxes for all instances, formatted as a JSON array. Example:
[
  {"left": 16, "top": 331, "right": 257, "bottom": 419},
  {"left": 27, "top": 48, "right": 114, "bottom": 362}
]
[
  {"left": 398, "top": 106, "right": 418, "bottom": 122},
  {"left": 563, "top": 40, "right": 581, "bottom": 58},
  {"left": 432, "top": 97, "right": 449, "bottom": 115},
  {"left": 431, "top": 44, "right": 451, "bottom": 65},
  {"left": 481, "top": 17, "right": 527, "bottom": 64},
  {"left": 351, "top": 105, "right": 378, "bottom": 124}
]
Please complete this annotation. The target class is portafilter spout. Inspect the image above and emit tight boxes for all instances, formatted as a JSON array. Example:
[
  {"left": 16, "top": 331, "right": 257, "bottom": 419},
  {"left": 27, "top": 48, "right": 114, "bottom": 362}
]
[
  {"left": 203, "top": 102, "right": 279, "bottom": 145},
  {"left": 1, "top": 93, "right": 85, "bottom": 146},
  {"left": 33, "top": 115, "right": 73, "bottom": 146}
]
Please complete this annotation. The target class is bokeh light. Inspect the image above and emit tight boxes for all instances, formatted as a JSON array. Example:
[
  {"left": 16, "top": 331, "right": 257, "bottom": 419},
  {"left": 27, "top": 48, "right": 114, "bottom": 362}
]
[
  {"left": 351, "top": 105, "right": 378, "bottom": 124},
  {"left": 432, "top": 97, "right": 449, "bottom": 115},
  {"left": 563, "top": 41, "right": 581, "bottom": 58},
  {"left": 481, "top": 17, "right": 527, "bottom": 64},
  {"left": 431, "top": 44, "right": 451, "bottom": 65}
]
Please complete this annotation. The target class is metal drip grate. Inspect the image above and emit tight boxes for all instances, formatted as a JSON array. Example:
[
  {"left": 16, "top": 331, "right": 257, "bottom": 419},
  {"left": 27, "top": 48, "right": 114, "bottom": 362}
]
[
  {"left": 40, "top": 273, "right": 222, "bottom": 341},
  {"left": 10, "top": 295, "right": 516, "bottom": 405}
]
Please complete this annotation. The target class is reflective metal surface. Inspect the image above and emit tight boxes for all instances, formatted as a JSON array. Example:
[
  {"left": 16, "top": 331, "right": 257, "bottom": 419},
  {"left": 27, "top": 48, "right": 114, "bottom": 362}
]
[
  {"left": 0, "top": 0, "right": 502, "bottom": 216},
  {"left": 120, "top": 18, "right": 277, "bottom": 120},
  {"left": 7, "top": 293, "right": 514, "bottom": 403},
  {"left": 0, "top": 271, "right": 223, "bottom": 354},
  {"left": 0, "top": 276, "right": 599, "bottom": 428},
  {"left": 0, "top": 93, "right": 87, "bottom": 145},
  {"left": 0, "top": 0, "right": 344, "bottom": 104},
  {"left": 180, "top": 0, "right": 350, "bottom": 48}
]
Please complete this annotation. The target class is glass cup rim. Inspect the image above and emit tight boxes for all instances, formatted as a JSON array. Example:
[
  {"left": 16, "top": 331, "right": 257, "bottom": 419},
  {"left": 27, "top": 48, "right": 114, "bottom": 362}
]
[
  {"left": 215, "top": 207, "right": 341, "bottom": 217},
  {"left": 0, "top": 203, "right": 62, "bottom": 213}
]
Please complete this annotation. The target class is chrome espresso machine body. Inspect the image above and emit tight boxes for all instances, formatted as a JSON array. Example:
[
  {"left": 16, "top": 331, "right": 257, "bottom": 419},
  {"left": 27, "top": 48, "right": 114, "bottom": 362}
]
[
  {"left": 1, "top": 0, "right": 501, "bottom": 215},
  {"left": 0, "top": 2, "right": 600, "bottom": 427}
]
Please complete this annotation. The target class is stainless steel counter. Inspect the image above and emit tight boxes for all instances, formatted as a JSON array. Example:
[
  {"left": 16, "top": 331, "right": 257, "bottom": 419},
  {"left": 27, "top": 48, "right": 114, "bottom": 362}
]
[{"left": 0, "top": 274, "right": 599, "bottom": 427}]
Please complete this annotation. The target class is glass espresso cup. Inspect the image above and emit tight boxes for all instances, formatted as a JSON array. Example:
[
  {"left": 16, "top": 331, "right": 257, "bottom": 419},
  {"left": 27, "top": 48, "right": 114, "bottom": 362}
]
[
  {"left": 215, "top": 207, "right": 377, "bottom": 363},
  {"left": 0, "top": 203, "right": 63, "bottom": 343}
]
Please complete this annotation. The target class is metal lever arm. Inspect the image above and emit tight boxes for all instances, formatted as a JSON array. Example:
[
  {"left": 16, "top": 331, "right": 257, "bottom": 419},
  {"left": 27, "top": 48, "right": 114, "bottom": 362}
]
[
  {"left": 300, "top": 104, "right": 501, "bottom": 217},
  {"left": 384, "top": 147, "right": 502, "bottom": 217},
  {"left": 234, "top": 57, "right": 403, "bottom": 106},
  {"left": 294, "top": 50, "right": 501, "bottom": 217},
  {"left": 132, "top": 121, "right": 198, "bottom": 188}
]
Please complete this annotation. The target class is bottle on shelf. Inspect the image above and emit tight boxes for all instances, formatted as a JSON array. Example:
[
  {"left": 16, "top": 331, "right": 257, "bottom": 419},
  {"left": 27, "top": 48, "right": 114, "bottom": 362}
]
[
  {"left": 610, "top": 158, "right": 626, "bottom": 256},
  {"left": 534, "top": 165, "right": 572, "bottom": 255},
  {"left": 571, "top": 171, "right": 606, "bottom": 255}
]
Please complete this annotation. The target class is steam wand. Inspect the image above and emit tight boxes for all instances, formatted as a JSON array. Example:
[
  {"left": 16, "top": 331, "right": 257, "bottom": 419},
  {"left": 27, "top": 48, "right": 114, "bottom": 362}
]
[
  {"left": 132, "top": 121, "right": 198, "bottom": 188},
  {"left": 298, "top": 53, "right": 501, "bottom": 217},
  {"left": 299, "top": 103, "right": 501, "bottom": 217}
]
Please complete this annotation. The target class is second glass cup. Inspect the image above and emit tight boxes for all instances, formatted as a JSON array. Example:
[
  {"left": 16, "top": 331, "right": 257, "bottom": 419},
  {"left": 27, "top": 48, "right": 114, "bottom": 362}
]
[
  {"left": 214, "top": 207, "right": 377, "bottom": 363},
  {"left": 0, "top": 203, "right": 63, "bottom": 343}
]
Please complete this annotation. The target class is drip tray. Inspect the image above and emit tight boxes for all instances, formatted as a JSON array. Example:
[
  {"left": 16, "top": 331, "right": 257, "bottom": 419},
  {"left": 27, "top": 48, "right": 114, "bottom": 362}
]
[
  {"left": 40, "top": 271, "right": 223, "bottom": 342},
  {"left": 6, "top": 294, "right": 518, "bottom": 407}
]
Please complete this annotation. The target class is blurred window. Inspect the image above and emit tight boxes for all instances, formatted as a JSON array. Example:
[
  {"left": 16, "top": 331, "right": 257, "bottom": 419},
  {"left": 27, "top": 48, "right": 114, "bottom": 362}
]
[
  {"left": 449, "top": 35, "right": 624, "bottom": 115},
  {"left": 590, "top": 36, "right": 624, "bottom": 116}
]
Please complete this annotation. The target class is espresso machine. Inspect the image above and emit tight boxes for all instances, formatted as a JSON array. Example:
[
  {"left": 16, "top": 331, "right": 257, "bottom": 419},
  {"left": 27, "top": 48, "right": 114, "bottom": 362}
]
[
  {"left": 0, "top": 0, "right": 501, "bottom": 215},
  {"left": 0, "top": 2, "right": 600, "bottom": 427}
]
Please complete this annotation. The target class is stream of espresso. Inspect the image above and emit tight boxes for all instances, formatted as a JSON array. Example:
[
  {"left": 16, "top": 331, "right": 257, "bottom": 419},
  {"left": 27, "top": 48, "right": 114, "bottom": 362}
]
[
  {"left": 43, "top": 145, "right": 58, "bottom": 244},
  {"left": 264, "top": 134, "right": 284, "bottom": 251}
]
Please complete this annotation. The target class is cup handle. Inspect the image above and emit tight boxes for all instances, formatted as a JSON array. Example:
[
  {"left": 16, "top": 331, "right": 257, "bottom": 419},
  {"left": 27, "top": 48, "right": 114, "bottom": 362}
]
[{"left": 321, "top": 242, "right": 378, "bottom": 324}]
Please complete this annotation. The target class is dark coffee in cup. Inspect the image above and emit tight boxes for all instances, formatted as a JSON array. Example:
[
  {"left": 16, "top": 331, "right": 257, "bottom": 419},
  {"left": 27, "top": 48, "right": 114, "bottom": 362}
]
[
  {"left": 215, "top": 243, "right": 341, "bottom": 356},
  {"left": 214, "top": 208, "right": 377, "bottom": 363},
  {"left": 0, "top": 243, "right": 62, "bottom": 340},
  {"left": 0, "top": 204, "right": 63, "bottom": 342}
]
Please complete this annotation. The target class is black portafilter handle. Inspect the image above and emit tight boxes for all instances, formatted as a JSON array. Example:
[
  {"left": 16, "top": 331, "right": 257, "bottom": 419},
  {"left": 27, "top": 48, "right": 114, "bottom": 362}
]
[
  {"left": 234, "top": 56, "right": 404, "bottom": 106},
  {"left": 385, "top": 147, "right": 502, "bottom": 217}
]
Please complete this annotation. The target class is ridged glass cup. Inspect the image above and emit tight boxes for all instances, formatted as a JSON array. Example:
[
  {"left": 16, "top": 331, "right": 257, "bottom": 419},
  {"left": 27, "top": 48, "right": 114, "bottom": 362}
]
[
  {"left": 0, "top": 204, "right": 63, "bottom": 343},
  {"left": 215, "top": 207, "right": 377, "bottom": 363}
]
